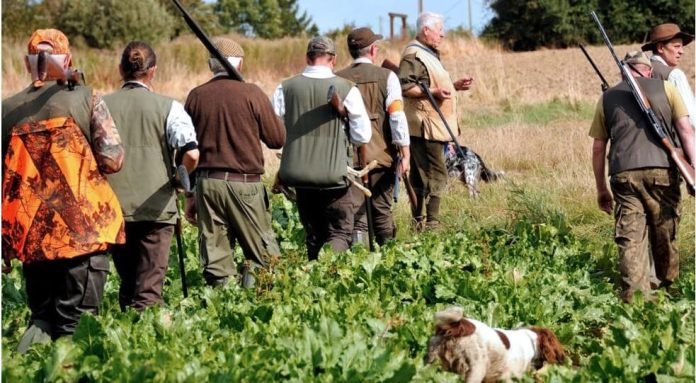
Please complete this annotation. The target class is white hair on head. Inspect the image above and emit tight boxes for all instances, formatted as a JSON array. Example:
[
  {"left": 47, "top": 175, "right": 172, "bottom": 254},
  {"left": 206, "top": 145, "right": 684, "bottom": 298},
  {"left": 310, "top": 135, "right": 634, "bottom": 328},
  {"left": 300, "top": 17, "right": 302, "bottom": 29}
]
[
  {"left": 208, "top": 57, "right": 242, "bottom": 73},
  {"left": 417, "top": 12, "right": 444, "bottom": 35}
]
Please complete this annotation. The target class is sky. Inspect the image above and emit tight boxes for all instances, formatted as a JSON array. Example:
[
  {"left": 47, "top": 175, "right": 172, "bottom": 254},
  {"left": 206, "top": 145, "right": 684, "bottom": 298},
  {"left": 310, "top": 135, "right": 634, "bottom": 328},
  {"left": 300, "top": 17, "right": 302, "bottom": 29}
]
[{"left": 296, "top": 0, "right": 494, "bottom": 36}]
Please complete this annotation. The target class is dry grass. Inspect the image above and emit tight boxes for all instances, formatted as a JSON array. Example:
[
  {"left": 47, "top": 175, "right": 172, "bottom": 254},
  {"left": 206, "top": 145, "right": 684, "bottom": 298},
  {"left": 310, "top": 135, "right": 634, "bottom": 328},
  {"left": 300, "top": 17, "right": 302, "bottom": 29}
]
[{"left": 2, "top": 34, "right": 694, "bottom": 259}]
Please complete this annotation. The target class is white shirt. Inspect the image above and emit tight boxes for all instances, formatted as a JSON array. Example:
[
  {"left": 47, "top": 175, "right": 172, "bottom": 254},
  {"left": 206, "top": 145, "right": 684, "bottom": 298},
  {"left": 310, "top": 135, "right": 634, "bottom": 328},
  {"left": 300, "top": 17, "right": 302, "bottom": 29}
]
[
  {"left": 272, "top": 65, "right": 371, "bottom": 144},
  {"left": 124, "top": 81, "right": 197, "bottom": 148},
  {"left": 651, "top": 55, "right": 696, "bottom": 128},
  {"left": 352, "top": 57, "right": 410, "bottom": 147}
]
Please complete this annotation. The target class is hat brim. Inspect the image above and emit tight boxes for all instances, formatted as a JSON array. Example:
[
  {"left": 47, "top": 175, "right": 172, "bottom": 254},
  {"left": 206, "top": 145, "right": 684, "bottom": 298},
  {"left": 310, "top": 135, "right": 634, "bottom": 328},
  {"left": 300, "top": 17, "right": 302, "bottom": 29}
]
[
  {"left": 642, "top": 31, "right": 695, "bottom": 51},
  {"left": 349, "top": 34, "right": 384, "bottom": 50}
]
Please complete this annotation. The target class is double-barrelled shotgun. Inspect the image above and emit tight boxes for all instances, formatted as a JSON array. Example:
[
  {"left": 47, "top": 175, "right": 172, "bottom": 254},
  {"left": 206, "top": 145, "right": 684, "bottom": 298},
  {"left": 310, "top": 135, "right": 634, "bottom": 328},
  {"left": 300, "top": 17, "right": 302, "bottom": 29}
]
[{"left": 171, "top": 0, "right": 244, "bottom": 82}]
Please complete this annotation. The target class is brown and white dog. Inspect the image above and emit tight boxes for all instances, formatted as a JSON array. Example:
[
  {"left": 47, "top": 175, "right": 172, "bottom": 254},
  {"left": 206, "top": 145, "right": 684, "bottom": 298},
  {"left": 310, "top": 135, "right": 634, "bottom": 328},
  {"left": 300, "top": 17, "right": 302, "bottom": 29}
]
[{"left": 425, "top": 307, "right": 565, "bottom": 382}]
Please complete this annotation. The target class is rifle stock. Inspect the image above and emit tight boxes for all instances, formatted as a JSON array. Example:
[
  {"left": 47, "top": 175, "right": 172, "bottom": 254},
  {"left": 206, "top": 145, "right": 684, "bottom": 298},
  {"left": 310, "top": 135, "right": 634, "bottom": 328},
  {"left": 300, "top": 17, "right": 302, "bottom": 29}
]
[{"left": 591, "top": 11, "right": 695, "bottom": 192}]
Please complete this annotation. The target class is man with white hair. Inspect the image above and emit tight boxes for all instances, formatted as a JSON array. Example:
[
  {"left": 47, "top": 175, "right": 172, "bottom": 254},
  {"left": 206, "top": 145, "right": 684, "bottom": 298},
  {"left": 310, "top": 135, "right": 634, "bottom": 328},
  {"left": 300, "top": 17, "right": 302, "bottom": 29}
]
[
  {"left": 398, "top": 12, "right": 473, "bottom": 229},
  {"left": 589, "top": 51, "right": 694, "bottom": 303},
  {"left": 184, "top": 37, "right": 285, "bottom": 288}
]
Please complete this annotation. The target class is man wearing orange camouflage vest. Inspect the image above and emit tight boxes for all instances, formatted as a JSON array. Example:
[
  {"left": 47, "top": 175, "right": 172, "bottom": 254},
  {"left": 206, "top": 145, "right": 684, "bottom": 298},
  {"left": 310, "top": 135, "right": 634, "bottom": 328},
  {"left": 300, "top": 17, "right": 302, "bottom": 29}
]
[{"left": 2, "top": 29, "right": 125, "bottom": 352}]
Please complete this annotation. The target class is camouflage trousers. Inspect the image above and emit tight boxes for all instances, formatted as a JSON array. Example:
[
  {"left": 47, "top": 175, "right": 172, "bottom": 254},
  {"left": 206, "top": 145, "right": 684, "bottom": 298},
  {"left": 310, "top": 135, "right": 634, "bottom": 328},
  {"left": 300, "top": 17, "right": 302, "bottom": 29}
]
[{"left": 610, "top": 168, "right": 681, "bottom": 302}]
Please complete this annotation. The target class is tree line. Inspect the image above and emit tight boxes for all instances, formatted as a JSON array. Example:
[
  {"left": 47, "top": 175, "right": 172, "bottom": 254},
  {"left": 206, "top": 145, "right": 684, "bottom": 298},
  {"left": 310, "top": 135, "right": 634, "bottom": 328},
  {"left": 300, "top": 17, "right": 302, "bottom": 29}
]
[
  {"left": 2, "top": 0, "right": 694, "bottom": 51},
  {"left": 2, "top": 0, "right": 318, "bottom": 48}
]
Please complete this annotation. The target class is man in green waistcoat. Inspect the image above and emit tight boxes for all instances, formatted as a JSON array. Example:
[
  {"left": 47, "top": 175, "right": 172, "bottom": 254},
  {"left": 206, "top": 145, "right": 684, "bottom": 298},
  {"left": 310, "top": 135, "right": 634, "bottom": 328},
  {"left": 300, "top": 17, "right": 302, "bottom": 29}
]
[
  {"left": 336, "top": 27, "right": 411, "bottom": 245},
  {"left": 589, "top": 51, "right": 694, "bottom": 303},
  {"left": 105, "top": 41, "right": 199, "bottom": 310},
  {"left": 398, "top": 12, "right": 474, "bottom": 229},
  {"left": 273, "top": 36, "right": 371, "bottom": 260}
]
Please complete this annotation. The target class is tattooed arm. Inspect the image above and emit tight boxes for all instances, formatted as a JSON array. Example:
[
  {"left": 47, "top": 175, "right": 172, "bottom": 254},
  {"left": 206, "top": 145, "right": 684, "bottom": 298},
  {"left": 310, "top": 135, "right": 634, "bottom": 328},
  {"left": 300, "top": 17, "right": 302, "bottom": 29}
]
[{"left": 90, "top": 91, "right": 124, "bottom": 173}]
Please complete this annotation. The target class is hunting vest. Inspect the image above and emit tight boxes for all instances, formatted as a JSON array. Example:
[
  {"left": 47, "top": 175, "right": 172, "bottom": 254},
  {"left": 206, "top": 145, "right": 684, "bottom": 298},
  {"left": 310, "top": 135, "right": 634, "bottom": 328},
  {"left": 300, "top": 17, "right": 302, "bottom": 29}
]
[
  {"left": 104, "top": 85, "right": 177, "bottom": 223},
  {"left": 603, "top": 78, "right": 674, "bottom": 175},
  {"left": 402, "top": 40, "right": 459, "bottom": 142},
  {"left": 336, "top": 62, "right": 395, "bottom": 168},
  {"left": 2, "top": 83, "right": 125, "bottom": 263},
  {"left": 650, "top": 59, "right": 674, "bottom": 81},
  {"left": 279, "top": 75, "right": 353, "bottom": 189}
]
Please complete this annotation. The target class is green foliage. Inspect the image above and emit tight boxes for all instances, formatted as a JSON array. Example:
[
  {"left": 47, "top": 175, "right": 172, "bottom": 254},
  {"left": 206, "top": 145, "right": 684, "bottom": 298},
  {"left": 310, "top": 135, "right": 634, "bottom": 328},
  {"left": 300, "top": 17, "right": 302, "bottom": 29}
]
[
  {"left": 482, "top": 0, "right": 695, "bottom": 51},
  {"left": 159, "top": 0, "right": 225, "bottom": 38},
  {"left": 215, "top": 0, "right": 317, "bottom": 38},
  {"left": 2, "top": 191, "right": 694, "bottom": 381},
  {"left": 56, "top": 0, "right": 175, "bottom": 49}
]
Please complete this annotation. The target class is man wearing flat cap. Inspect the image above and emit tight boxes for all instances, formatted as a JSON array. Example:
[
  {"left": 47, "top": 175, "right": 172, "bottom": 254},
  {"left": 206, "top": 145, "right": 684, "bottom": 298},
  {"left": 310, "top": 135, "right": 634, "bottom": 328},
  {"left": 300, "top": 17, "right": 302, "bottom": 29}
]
[
  {"left": 185, "top": 37, "right": 285, "bottom": 287},
  {"left": 642, "top": 23, "right": 696, "bottom": 128},
  {"left": 589, "top": 51, "right": 695, "bottom": 303},
  {"left": 336, "top": 27, "right": 411, "bottom": 246},
  {"left": 273, "top": 36, "right": 371, "bottom": 261}
]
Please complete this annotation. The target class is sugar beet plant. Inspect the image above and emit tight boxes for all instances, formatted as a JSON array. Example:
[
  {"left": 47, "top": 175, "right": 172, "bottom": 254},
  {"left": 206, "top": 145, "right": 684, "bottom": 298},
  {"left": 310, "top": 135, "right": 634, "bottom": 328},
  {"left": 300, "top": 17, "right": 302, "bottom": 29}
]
[{"left": 2, "top": 194, "right": 694, "bottom": 382}]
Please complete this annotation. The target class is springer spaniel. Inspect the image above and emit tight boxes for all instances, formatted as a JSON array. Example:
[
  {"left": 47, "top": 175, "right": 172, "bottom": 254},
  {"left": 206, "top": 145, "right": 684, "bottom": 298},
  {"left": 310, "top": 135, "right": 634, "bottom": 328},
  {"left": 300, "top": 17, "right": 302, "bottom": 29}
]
[
  {"left": 445, "top": 144, "right": 504, "bottom": 198},
  {"left": 425, "top": 307, "right": 565, "bottom": 382}
]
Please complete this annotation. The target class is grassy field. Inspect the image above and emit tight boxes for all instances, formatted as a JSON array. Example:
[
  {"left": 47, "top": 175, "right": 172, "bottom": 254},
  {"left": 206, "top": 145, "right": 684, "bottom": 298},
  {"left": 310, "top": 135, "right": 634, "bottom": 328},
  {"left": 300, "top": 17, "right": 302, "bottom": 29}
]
[{"left": 2, "top": 34, "right": 695, "bottom": 381}]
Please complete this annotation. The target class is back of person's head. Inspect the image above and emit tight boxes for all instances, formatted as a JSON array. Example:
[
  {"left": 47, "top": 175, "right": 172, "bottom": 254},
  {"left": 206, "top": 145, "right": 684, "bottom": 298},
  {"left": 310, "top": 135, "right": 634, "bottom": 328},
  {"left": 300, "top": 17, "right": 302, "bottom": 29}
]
[
  {"left": 306, "top": 36, "right": 336, "bottom": 63},
  {"left": 120, "top": 41, "right": 157, "bottom": 81},
  {"left": 209, "top": 37, "right": 245, "bottom": 74},
  {"left": 347, "top": 27, "right": 382, "bottom": 59},
  {"left": 624, "top": 50, "right": 652, "bottom": 75},
  {"left": 26, "top": 29, "right": 72, "bottom": 88},
  {"left": 416, "top": 12, "right": 444, "bottom": 36}
]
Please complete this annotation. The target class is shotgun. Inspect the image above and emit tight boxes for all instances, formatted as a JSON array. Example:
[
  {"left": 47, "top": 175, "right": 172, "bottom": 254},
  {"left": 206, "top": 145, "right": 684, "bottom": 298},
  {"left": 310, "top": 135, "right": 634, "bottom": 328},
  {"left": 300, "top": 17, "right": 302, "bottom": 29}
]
[
  {"left": 171, "top": 0, "right": 244, "bottom": 82},
  {"left": 591, "top": 11, "right": 695, "bottom": 193},
  {"left": 416, "top": 81, "right": 467, "bottom": 161},
  {"left": 327, "top": 85, "right": 375, "bottom": 251},
  {"left": 173, "top": 164, "right": 190, "bottom": 297},
  {"left": 579, "top": 44, "right": 610, "bottom": 92}
]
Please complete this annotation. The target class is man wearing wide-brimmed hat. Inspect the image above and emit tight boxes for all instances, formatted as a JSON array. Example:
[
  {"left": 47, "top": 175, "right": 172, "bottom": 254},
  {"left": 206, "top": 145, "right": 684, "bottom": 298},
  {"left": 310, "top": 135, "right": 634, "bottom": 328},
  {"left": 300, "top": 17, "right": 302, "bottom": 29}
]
[
  {"left": 642, "top": 23, "right": 695, "bottom": 128},
  {"left": 185, "top": 37, "right": 285, "bottom": 288},
  {"left": 273, "top": 36, "right": 371, "bottom": 261},
  {"left": 336, "top": 27, "right": 411, "bottom": 246},
  {"left": 589, "top": 51, "right": 695, "bottom": 303}
]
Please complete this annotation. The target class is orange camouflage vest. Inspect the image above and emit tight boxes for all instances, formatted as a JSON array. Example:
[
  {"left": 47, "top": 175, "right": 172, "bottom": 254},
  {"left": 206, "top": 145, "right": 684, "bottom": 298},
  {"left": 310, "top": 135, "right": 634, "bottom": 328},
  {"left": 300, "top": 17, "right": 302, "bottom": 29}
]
[{"left": 2, "top": 117, "right": 125, "bottom": 263}]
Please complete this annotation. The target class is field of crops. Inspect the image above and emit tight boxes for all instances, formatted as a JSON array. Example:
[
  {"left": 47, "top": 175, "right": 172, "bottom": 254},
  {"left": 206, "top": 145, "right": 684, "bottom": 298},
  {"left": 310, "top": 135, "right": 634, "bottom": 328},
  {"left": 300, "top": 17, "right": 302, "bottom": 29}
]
[
  {"left": 2, "top": 185, "right": 694, "bottom": 381},
  {"left": 2, "top": 35, "right": 695, "bottom": 381}
]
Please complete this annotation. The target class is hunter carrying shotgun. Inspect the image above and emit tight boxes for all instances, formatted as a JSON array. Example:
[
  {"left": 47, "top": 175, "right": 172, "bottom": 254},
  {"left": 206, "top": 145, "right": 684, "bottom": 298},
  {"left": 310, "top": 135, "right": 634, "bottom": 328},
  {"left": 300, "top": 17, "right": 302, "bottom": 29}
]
[
  {"left": 336, "top": 27, "right": 411, "bottom": 247},
  {"left": 273, "top": 36, "right": 371, "bottom": 261},
  {"left": 589, "top": 11, "right": 695, "bottom": 303}
]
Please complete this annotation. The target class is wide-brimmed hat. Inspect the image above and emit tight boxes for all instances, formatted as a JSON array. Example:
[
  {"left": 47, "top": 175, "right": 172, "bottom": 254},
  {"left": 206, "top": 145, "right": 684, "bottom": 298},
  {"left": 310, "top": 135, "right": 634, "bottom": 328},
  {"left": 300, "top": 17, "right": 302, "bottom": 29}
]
[
  {"left": 641, "top": 23, "right": 694, "bottom": 51},
  {"left": 624, "top": 50, "right": 652, "bottom": 68},
  {"left": 27, "top": 29, "right": 70, "bottom": 55},
  {"left": 347, "top": 27, "right": 383, "bottom": 50}
]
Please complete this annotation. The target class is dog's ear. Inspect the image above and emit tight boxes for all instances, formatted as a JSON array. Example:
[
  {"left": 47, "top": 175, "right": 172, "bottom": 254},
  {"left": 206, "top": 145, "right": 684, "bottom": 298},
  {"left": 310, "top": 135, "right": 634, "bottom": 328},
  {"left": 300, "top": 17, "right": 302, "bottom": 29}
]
[
  {"left": 436, "top": 318, "right": 476, "bottom": 338},
  {"left": 530, "top": 327, "right": 565, "bottom": 364}
]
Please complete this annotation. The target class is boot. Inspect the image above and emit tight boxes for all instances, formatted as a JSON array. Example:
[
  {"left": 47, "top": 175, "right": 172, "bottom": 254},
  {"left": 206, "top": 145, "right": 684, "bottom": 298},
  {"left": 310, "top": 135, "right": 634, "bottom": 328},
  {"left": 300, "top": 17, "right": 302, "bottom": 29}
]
[
  {"left": 426, "top": 196, "right": 441, "bottom": 229},
  {"left": 412, "top": 194, "right": 426, "bottom": 231}
]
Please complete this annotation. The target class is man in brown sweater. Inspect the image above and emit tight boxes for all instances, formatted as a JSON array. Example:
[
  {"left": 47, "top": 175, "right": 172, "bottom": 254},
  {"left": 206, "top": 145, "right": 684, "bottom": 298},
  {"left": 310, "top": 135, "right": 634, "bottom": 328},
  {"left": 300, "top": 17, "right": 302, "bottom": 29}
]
[{"left": 184, "top": 37, "right": 286, "bottom": 287}]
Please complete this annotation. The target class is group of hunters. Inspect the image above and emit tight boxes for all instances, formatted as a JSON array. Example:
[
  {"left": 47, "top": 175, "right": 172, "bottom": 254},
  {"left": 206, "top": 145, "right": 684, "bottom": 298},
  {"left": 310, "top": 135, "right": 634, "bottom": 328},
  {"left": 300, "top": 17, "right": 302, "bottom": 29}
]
[{"left": 1, "top": 10, "right": 694, "bottom": 352}]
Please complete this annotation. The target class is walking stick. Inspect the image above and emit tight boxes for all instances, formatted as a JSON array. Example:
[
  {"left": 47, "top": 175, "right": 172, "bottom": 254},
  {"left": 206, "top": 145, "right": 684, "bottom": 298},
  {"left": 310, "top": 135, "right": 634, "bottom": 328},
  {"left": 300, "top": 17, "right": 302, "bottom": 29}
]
[
  {"left": 416, "top": 81, "right": 467, "bottom": 160},
  {"left": 174, "top": 165, "right": 190, "bottom": 297}
]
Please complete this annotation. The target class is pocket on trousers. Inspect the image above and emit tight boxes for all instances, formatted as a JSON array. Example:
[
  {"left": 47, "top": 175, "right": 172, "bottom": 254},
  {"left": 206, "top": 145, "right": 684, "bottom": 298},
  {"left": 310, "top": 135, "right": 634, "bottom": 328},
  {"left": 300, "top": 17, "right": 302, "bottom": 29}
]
[
  {"left": 81, "top": 255, "right": 109, "bottom": 308},
  {"left": 614, "top": 205, "right": 645, "bottom": 243}
]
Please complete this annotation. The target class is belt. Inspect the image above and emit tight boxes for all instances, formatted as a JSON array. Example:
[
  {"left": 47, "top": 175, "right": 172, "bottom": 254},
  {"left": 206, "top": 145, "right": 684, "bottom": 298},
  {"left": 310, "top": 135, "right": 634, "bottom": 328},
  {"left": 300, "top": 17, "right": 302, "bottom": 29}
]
[{"left": 198, "top": 170, "right": 261, "bottom": 182}]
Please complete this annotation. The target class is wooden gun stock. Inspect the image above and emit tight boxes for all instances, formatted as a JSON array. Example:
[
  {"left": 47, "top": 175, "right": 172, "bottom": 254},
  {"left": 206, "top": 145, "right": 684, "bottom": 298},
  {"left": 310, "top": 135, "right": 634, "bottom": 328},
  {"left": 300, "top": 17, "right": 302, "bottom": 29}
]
[
  {"left": 327, "top": 84, "right": 347, "bottom": 118},
  {"left": 381, "top": 59, "right": 400, "bottom": 73}
]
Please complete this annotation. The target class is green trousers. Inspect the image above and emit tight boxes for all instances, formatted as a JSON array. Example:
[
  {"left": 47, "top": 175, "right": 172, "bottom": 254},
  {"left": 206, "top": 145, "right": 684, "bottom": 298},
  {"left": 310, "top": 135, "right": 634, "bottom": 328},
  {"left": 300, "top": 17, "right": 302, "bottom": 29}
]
[
  {"left": 610, "top": 168, "right": 681, "bottom": 302},
  {"left": 409, "top": 136, "right": 447, "bottom": 222},
  {"left": 196, "top": 178, "right": 280, "bottom": 285}
]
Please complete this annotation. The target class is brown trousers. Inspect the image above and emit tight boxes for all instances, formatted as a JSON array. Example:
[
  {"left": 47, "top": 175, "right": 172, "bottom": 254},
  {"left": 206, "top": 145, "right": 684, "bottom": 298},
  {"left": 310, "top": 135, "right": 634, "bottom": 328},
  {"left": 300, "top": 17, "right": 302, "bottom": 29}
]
[
  {"left": 610, "top": 168, "right": 681, "bottom": 302},
  {"left": 409, "top": 136, "right": 448, "bottom": 221},
  {"left": 295, "top": 186, "right": 355, "bottom": 261},
  {"left": 23, "top": 252, "right": 109, "bottom": 339},
  {"left": 352, "top": 168, "right": 397, "bottom": 244},
  {"left": 112, "top": 221, "right": 174, "bottom": 311}
]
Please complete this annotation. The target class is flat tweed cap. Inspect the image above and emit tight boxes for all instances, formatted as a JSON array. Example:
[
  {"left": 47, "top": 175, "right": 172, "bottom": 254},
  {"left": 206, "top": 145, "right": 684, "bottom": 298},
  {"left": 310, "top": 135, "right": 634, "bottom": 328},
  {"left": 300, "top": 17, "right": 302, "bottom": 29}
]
[
  {"left": 347, "top": 27, "right": 383, "bottom": 50},
  {"left": 641, "top": 23, "right": 695, "bottom": 51},
  {"left": 307, "top": 36, "right": 336, "bottom": 55},
  {"left": 210, "top": 37, "right": 244, "bottom": 58},
  {"left": 27, "top": 29, "right": 70, "bottom": 54},
  {"left": 624, "top": 50, "right": 652, "bottom": 68}
]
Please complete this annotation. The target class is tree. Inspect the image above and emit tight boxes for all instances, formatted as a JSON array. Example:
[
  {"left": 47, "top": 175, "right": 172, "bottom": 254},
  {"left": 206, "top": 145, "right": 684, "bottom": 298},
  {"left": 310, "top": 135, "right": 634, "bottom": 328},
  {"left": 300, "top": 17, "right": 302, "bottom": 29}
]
[
  {"left": 482, "top": 0, "right": 695, "bottom": 51},
  {"left": 159, "top": 0, "right": 224, "bottom": 38},
  {"left": 215, "top": 0, "right": 317, "bottom": 38},
  {"left": 56, "top": 0, "right": 175, "bottom": 49}
]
